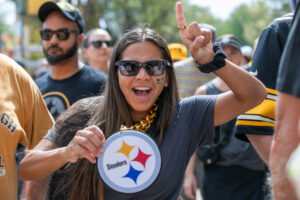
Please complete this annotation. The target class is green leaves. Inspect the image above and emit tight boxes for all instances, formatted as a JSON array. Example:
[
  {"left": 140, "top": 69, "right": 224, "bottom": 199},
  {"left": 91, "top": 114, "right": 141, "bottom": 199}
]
[
  {"left": 217, "top": 0, "right": 290, "bottom": 46},
  {"left": 83, "top": 0, "right": 289, "bottom": 46}
]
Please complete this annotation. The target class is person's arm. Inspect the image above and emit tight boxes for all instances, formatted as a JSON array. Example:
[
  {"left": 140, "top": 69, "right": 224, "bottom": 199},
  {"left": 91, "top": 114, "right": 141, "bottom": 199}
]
[
  {"left": 176, "top": 2, "right": 267, "bottom": 127},
  {"left": 19, "top": 125, "right": 105, "bottom": 181},
  {"left": 246, "top": 134, "right": 272, "bottom": 165},
  {"left": 270, "top": 92, "right": 300, "bottom": 200},
  {"left": 194, "top": 85, "right": 207, "bottom": 96},
  {"left": 19, "top": 139, "right": 61, "bottom": 180},
  {"left": 212, "top": 62, "right": 266, "bottom": 126},
  {"left": 183, "top": 152, "right": 198, "bottom": 200},
  {"left": 21, "top": 126, "right": 106, "bottom": 199},
  {"left": 21, "top": 139, "right": 55, "bottom": 200}
]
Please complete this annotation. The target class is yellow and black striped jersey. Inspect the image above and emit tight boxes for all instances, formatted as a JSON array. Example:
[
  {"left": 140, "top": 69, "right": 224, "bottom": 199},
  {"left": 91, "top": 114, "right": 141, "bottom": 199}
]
[{"left": 235, "top": 13, "right": 294, "bottom": 141}]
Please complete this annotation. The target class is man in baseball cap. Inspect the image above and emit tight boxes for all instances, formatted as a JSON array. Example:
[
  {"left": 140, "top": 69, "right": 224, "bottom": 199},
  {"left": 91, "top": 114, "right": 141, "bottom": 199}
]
[
  {"left": 38, "top": 1, "right": 85, "bottom": 33},
  {"left": 22, "top": 1, "right": 107, "bottom": 199},
  {"left": 217, "top": 34, "right": 241, "bottom": 51},
  {"left": 217, "top": 34, "right": 247, "bottom": 66}
]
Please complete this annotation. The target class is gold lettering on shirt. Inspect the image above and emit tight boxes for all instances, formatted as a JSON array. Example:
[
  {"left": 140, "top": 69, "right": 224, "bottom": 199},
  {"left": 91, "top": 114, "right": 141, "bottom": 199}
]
[
  {"left": 0, "top": 156, "right": 5, "bottom": 176},
  {"left": 0, "top": 113, "right": 17, "bottom": 134}
]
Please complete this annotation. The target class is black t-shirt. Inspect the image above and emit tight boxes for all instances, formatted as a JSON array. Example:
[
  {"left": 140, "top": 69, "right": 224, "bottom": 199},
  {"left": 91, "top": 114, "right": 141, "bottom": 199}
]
[
  {"left": 235, "top": 13, "right": 293, "bottom": 141},
  {"left": 45, "top": 96, "right": 218, "bottom": 200},
  {"left": 36, "top": 65, "right": 107, "bottom": 119},
  {"left": 276, "top": 4, "right": 300, "bottom": 97}
]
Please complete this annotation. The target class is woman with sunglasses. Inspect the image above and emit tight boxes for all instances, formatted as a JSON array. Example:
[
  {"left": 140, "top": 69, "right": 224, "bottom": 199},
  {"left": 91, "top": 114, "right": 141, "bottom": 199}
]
[
  {"left": 82, "top": 28, "right": 112, "bottom": 74},
  {"left": 19, "top": 2, "right": 266, "bottom": 200}
]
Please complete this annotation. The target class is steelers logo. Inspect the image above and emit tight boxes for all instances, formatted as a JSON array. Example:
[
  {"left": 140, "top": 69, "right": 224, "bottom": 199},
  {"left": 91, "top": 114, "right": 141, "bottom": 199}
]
[{"left": 97, "top": 130, "right": 161, "bottom": 193}]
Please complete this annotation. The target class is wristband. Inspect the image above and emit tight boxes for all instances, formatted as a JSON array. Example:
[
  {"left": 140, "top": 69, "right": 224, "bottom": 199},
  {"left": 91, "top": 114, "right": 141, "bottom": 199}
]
[{"left": 195, "top": 42, "right": 227, "bottom": 73}]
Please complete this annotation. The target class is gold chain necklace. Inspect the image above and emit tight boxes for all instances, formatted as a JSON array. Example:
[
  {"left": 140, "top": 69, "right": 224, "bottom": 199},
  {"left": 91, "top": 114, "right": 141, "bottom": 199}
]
[{"left": 121, "top": 104, "right": 158, "bottom": 133}]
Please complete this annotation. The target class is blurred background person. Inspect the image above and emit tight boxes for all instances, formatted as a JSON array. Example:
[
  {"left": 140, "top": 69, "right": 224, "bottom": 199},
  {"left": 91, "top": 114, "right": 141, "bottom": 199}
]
[
  {"left": 0, "top": 39, "right": 6, "bottom": 54},
  {"left": 82, "top": 28, "right": 112, "bottom": 74},
  {"left": 184, "top": 34, "right": 266, "bottom": 200},
  {"left": 217, "top": 34, "right": 249, "bottom": 68},
  {"left": 168, "top": 42, "right": 188, "bottom": 63},
  {"left": 195, "top": 34, "right": 248, "bottom": 94},
  {"left": 241, "top": 45, "right": 253, "bottom": 65},
  {"left": 0, "top": 39, "right": 5, "bottom": 53},
  {"left": 32, "top": 58, "right": 50, "bottom": 80}
]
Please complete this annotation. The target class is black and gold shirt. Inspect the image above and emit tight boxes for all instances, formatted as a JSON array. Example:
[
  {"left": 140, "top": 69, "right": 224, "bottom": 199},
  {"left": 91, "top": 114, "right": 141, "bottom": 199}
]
[{"left": 235, "top": 13, "right": 294, "bottom": 141}]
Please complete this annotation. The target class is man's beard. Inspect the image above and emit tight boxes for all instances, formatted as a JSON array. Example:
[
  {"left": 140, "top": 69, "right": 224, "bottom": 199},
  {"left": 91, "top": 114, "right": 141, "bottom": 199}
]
[{"left": 43, "top": 41, "right": 78, "bottom": 65}]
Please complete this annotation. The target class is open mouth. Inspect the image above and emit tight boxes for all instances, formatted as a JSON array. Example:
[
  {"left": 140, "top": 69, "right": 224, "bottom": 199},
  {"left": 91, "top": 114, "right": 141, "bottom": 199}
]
[{"left": 133, "top": 87, "right": 151, "bottom": 96}]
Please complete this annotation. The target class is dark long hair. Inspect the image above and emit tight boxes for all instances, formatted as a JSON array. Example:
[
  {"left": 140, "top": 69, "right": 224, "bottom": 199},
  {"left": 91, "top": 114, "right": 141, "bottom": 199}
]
[
  {"left": 49, "top": 96, "right": 104, "bottom": 200},
  {"left": 53, "top": 27, "right": 179, "bottom": 200},
  {"left": 89, "top": 27, "right": 179, "bottom": 142}
]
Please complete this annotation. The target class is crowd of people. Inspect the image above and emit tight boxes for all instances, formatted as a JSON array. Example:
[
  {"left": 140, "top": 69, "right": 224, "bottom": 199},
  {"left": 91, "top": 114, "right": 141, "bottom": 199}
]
[{"left": 0, "top": 1, "right": 299, "bottom": 200}]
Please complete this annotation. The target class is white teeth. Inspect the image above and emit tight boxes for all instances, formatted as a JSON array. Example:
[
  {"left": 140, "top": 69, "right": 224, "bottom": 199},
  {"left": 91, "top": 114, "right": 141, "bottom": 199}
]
[{"left": 135, "top": 87, "right": 149, "bottom": 91}]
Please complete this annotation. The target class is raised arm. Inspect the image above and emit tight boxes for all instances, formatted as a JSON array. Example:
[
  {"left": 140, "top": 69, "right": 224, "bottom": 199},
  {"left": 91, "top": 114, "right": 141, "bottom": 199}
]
[
  {"left": 176, "top": 2, "right": 267, "bottom": 126},
  {"left": 212, "top": 62, "right": 266, "bottom": 126}
]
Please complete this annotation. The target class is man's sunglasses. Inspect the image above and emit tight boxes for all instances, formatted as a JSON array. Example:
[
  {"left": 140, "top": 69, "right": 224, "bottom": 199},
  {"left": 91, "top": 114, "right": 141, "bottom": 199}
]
[
  {"left": 89, "top": 40, "right": 111, "bottom": 48},
  {"left": 116, "top": 60, "right": 170, "bottom": 76},
  {"left": 40, "top": 28, "right": 80, "bottom": 41}
]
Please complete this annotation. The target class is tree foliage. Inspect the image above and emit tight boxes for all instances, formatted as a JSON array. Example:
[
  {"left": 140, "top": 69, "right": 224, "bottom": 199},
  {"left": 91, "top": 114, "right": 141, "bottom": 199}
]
[
  {"left": 4, "top": 0, "right": 294, "bottom": 58},
  {"left": 214, "top": 0, "right": 290, "bottom": 46},
  {"left": 76, "top": 0, "right": 292, "bottom": 47},
  {"left": 79, "top": 0, "right": 101, "bottom": 32},
  {"left": 219, "top": 1, "right": 274, "bottom": 46},
  {"left": 265, "top": 0, "right": 291, "bottom": 17},
  {"left": 90, "top": 0, "right": 179, "bottom": 43},
  {"left": 0, "top": 16, "right": 10, "bottom": 36}
]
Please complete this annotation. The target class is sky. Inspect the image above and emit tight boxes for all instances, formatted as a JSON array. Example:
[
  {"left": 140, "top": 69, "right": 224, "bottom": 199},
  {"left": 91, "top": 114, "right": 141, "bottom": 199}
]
[
  {"left": 0, "top": 0, "right": 16, "bottom": 25},
  {"left": 189, "top": 0, "right": 254, "bottom": 19}
]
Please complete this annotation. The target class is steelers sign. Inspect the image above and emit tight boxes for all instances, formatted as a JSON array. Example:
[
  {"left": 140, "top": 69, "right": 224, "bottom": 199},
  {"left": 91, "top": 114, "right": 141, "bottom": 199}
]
[{"left": 97, "top": 130, "right": 161, "bottom": 193}]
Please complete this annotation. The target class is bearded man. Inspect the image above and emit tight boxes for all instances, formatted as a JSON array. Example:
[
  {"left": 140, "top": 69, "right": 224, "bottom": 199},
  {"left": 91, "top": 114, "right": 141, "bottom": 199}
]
[
  {"left": 35, "top": 1, "right": 107, "bottom": 120},
  {"left": 22, "top": 2, "right": 107, "bottom": 199}
]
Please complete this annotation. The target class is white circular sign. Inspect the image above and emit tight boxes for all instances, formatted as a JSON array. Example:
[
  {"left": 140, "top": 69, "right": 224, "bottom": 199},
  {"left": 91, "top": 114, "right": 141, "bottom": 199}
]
[{"left": 97, "top": 130, "right": 161, "bottom": 193}]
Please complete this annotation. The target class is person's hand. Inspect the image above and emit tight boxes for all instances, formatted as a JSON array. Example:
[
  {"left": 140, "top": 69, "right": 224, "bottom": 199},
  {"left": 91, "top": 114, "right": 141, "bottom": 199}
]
[
  {"left": 183, "top": 172, "right": 197, "bottom": 200},
  {"left": 63, "top": 125, "right": 105, "bottom": 163},
  {"left": 176, "top": 2, "right": 214, "bottom": 64}
]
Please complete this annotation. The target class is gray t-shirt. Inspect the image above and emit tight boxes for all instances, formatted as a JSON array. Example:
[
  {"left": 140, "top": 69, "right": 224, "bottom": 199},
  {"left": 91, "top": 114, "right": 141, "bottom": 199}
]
[{"left": 45, "top": 95, "right": 218, "bottom": 200}]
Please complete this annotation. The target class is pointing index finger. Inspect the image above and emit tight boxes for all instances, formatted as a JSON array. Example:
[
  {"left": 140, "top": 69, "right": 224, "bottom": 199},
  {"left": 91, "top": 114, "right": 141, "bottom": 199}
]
[{"left": 176, "top": 2, "right": 186, "bottom": 26}]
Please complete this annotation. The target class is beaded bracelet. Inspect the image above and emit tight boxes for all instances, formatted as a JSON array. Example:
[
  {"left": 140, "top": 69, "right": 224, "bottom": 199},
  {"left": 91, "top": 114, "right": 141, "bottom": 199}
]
[{"left": 195, "top": 42, "right": 227, "bottom": 73}]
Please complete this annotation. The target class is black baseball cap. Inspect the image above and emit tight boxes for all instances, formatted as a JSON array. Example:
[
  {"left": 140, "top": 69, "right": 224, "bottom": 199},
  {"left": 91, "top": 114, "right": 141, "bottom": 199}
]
[
  {"left": 217, "top": 34, "right": 241, "bottom": 51},
  {"left": 38, "top": 1, "right": 85, "bottom": 33}
]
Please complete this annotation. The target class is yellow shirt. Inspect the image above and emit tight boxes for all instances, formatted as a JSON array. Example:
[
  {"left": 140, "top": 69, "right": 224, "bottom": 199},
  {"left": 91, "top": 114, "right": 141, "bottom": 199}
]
[{"left": 0, "top": 54, "right": 54, "bottom": 200}]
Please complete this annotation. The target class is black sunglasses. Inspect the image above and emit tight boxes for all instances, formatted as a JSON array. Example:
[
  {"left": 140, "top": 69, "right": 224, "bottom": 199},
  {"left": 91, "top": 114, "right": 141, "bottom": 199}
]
[
  {"left": 89, "top": 40, "right": 111, "bottom": 48},
  {"left": 116, "top": 60, "right": 170, "bottom": 76},
  {"left": 40, "top": 28, "right": 80, "bottom": 41}
]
